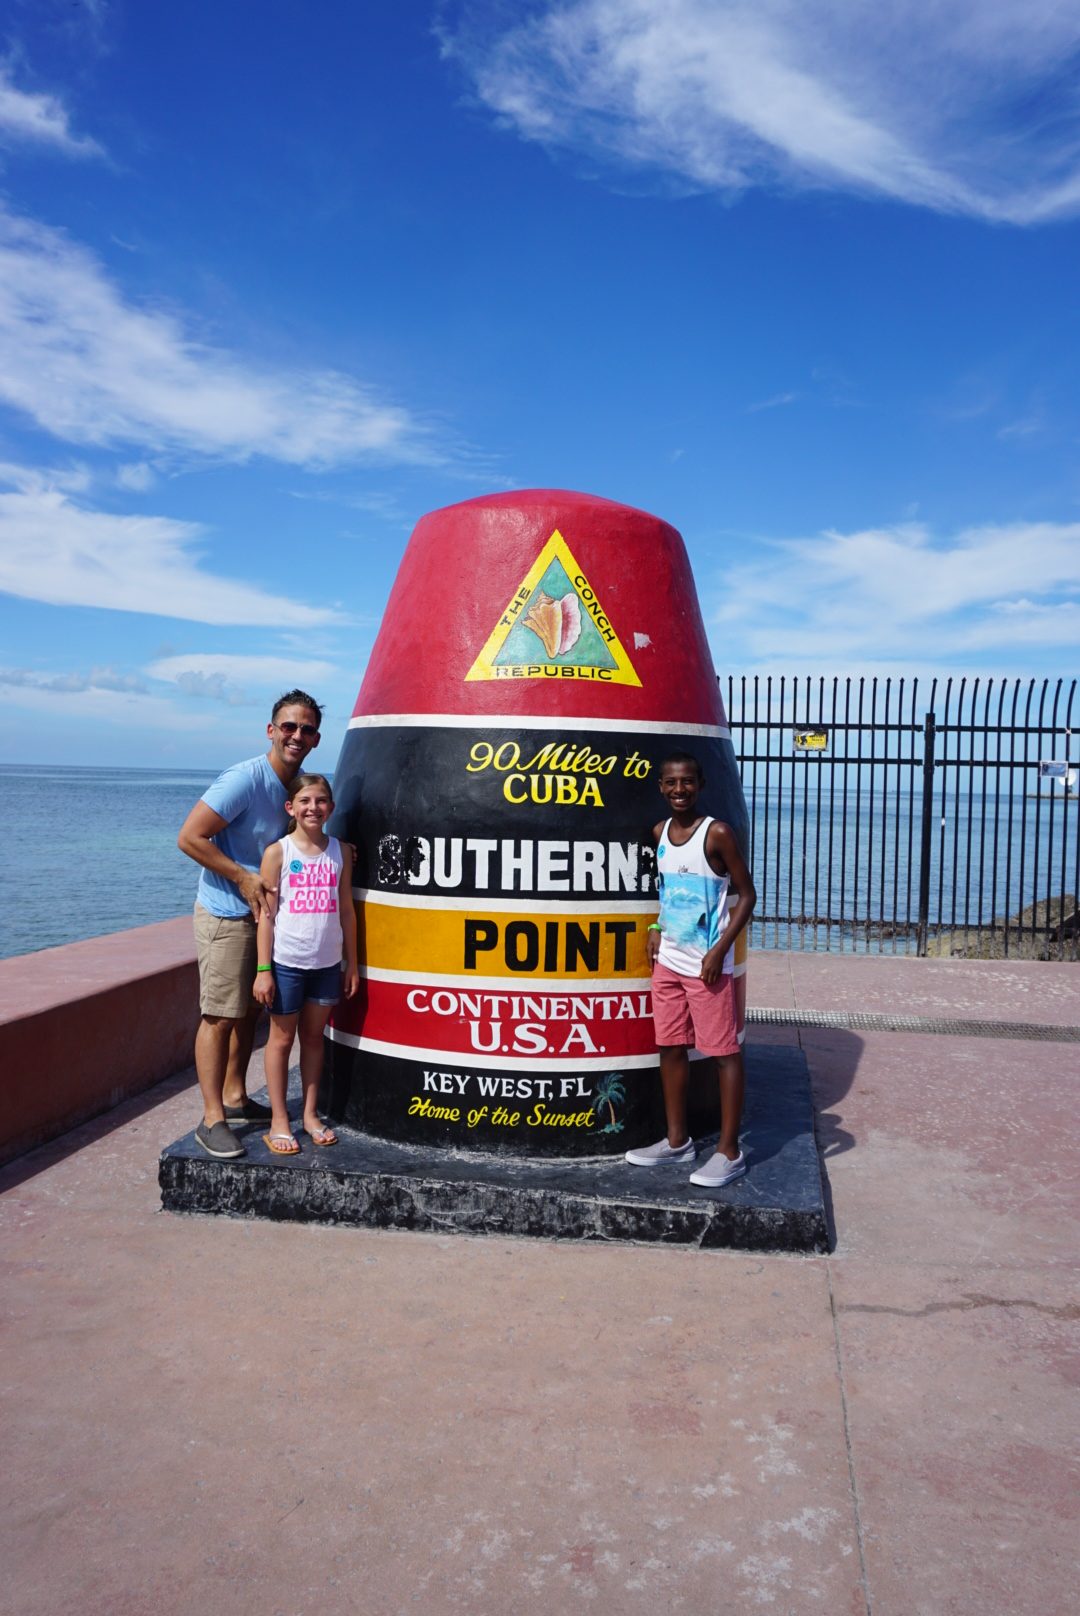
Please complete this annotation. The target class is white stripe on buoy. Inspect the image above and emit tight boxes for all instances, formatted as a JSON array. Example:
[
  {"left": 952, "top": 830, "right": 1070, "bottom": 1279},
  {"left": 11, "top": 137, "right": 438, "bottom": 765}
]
[
  {"left": 361, "top": 967, "right": 649, "bottom": 989},
  {"left": 353, "top": 889, "right": 657, "bottom": 913},
  {"left": 325, "top": 1025, "right": 660, "bottom": 1070},
  {"left": 347, "top": 712, "right": 730, "bottom": 739}
]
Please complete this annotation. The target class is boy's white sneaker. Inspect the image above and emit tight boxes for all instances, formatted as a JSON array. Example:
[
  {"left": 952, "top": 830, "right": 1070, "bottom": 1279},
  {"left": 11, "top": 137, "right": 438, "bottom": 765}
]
[
  {"left": 625, "top": 1136, "right": 696, "bottom": 1167},
  {"left": 689, "top": 1149, "right": 747, "bottom": 1187}
]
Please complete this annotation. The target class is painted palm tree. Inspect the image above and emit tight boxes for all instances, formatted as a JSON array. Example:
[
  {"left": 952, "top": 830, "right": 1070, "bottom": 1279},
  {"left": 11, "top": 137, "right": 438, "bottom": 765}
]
[{"left": 592, "top": 1073, "right": 627, "bottom": 1133}]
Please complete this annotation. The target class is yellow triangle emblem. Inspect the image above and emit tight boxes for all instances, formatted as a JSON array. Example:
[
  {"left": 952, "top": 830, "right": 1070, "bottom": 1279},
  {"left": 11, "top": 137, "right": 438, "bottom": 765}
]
[{"left": 465, "top": 529, "right": 642, "bottom": 686}]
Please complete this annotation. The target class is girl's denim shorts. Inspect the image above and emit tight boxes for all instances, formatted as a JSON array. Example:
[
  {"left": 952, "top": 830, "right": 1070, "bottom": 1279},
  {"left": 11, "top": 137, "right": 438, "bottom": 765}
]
[{"left": 270, "top": 961, "right": 342, "bottom": 1016}]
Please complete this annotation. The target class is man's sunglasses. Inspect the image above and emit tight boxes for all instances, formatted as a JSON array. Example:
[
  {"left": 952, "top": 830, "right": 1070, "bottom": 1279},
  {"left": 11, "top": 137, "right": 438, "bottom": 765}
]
[{"left": 276, "top": 720, "right": 319, "bottom": 738}]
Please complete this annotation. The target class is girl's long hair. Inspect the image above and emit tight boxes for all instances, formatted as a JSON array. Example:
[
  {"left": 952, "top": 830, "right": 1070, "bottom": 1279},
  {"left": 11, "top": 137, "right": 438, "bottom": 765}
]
[{"left": 285, "top": 773, "right": 334, "bottom": 834}]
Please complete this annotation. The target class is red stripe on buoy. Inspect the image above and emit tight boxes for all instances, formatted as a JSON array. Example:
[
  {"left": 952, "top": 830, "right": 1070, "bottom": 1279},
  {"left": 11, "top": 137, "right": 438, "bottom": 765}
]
[
  {"left": 354, "top": 490, "right": 726, "bottom": 728},
  {"left": 333, "top": 978, "right": 656, "bottom": 1065}
]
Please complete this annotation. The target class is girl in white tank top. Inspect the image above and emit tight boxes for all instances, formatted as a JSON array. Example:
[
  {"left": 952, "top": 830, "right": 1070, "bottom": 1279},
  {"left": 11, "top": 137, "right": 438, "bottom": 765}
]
[
  {"left": 253, "top": 774, "right": 359, "bottom": 1154},
  {"left": 272, "top": 831, "right": 345, "bottom": 969}
]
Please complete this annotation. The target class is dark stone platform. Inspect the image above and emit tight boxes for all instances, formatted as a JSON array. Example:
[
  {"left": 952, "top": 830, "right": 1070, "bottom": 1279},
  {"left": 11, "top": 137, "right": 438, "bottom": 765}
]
[{"left": 158, "top": 1044, "right": 827, "bottom": 1252}]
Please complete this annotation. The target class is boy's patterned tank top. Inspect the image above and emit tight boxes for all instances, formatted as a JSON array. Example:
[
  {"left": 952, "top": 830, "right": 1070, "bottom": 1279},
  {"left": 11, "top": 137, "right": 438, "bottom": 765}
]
[{"left": 655, "top": 816, "right": 733, "bottom": 979}]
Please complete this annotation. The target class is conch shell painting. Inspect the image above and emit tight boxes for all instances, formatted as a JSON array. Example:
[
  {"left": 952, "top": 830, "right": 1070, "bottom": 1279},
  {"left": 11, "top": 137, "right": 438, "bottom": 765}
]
[{"left": 524, "top": 591, "right": 582, "bottom": 659}]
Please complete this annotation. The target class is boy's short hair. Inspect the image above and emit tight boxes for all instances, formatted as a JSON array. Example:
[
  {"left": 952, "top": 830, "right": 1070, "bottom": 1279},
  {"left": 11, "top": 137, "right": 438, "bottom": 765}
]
[
  {"left": 658, "top": 749, "right": 704, "bottom": 781},
  {"left": 272, "top": 689, "right": 323, "bottom": 726}
]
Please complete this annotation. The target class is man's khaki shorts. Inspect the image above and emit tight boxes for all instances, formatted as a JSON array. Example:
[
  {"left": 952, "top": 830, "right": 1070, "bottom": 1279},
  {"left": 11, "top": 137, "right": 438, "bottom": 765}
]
[{"left": 194, "top": 902, "right": 258, "bottom": 1019}]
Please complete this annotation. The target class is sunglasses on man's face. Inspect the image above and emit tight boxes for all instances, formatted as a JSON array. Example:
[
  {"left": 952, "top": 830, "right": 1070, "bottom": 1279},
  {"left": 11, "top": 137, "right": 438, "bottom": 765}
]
[{"left": 276, "top": 721, "right": 319, "bottom": 738}]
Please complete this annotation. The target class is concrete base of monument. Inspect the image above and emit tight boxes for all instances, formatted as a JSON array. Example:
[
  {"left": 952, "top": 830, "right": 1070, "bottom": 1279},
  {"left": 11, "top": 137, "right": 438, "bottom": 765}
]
[{"left": 158, "top": 1044, "right": 827, "bottom": 1253}]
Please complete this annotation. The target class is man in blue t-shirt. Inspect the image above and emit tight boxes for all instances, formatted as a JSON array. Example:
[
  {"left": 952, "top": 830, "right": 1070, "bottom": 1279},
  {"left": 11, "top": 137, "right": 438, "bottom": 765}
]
[{"left": 178, "top": 689, "right": 323, "bottom": 1159}]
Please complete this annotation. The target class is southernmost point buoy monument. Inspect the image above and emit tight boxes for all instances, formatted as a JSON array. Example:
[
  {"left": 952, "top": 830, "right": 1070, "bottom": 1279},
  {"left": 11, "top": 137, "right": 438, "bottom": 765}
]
[
  {"left": 322, "top": 489, "right": 750, "bottom": 1157},
  {"left": 161, "top": 488, "right": 826, "bottom": 1250}
]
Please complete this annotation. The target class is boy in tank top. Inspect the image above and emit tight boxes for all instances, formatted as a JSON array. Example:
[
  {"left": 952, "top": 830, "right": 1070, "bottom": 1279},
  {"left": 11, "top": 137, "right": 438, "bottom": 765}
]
[{"left": 625, "top": 751, "right": 757, "bottom": 1186}]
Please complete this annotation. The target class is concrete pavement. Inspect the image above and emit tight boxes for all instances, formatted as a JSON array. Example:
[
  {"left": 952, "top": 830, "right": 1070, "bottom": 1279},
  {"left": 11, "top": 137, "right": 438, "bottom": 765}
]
[{"left": 1, "top": 952, "right": 1076, "bottom": 1615}]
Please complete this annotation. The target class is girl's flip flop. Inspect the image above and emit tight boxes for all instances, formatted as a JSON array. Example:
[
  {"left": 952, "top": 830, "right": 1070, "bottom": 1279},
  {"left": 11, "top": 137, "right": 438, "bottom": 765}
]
[
  {"left": 308, "top": 1125, "right": 338, "bottom": 1147},
  {"left": 264, "top": 1132, "right": 300, "bottom": 1155}
]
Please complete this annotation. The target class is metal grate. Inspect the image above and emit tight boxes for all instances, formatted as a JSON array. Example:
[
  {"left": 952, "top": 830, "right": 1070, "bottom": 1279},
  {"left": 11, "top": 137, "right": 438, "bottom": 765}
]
[
  {"left": 724, "top": 675, "right": 1078, "bottom": 959},
  {"left": 747, "top": 1006, "right": 1080, "bottom": 1043}
]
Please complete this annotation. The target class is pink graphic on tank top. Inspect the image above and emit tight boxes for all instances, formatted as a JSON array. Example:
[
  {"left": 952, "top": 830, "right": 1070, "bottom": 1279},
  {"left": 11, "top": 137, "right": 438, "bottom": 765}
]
[{"left": 273, "top": 835, "right": 345, "bottom": 970}]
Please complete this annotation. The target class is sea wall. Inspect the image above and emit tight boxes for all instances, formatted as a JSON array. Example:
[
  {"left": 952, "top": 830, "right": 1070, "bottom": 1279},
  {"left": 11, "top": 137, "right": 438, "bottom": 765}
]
[{"left": 0, "top": 918, "right": 198, "bottom": 1166}]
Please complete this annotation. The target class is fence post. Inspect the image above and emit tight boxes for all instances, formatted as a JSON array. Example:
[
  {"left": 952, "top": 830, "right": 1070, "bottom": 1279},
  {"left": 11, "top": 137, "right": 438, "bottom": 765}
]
[{"left": 916, "top": 710, "right": 936, "bottom": 955}]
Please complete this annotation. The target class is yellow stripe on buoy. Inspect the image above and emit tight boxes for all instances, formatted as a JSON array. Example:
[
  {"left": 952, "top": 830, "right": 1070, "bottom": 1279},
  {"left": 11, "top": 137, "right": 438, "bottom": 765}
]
[{"left": 363, "top": 899, "right": 653, "bottom": 980}]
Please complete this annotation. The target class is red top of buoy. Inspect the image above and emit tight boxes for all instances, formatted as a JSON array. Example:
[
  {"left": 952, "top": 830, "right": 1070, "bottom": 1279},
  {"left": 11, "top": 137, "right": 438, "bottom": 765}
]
[{"left": 354, "top": 489, "right": 726, "bottom": 727}]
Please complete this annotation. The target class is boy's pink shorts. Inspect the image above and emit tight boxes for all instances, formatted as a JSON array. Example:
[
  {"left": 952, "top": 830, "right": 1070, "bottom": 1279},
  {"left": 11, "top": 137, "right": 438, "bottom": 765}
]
[{"left": 651, "top": 961, "right": 741, "bottom": 1057}]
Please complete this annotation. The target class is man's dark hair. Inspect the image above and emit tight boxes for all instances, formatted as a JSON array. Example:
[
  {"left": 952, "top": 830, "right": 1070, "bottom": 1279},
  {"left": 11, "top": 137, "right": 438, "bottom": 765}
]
[
  {"left": 659, "top": 749, "right": 704, "bottom": 781},
  {"left": 272, "top": 689, "right": 323, "bottom": 727}
]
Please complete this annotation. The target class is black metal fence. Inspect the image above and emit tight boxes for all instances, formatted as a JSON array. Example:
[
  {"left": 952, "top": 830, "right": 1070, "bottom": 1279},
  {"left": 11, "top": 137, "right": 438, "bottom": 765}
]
[{"left": 724, "top": 676, "right": 1078, "bottom": 960}]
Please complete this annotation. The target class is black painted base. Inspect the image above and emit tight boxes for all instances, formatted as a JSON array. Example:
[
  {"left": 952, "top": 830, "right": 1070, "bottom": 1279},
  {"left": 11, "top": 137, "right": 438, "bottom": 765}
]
[{"left": 158, "top": 1044, "right": 827, "bottom": 1253}]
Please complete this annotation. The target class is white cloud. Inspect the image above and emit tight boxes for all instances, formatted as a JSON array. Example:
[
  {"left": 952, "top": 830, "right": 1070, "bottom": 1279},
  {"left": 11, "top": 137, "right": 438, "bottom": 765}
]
[
  {"left": 447, "top": 0, "right": 1080, "bottom": 223},
  {"left": 0, "top": 206, "right": 441, "bottom": 467},
  {"left": 709, "top": 518, "right": 1080, "bottom": 670},
  {"left": 0, "top": 665, "right": 148, "bottom": 694},
  {"left": 996, "top": 417, "right": 1042, "bottom": 441},
  {"left": 0, "top": 677, "right": 211, "bottom": 729},
  {"left": 0, "top": 458, "right": 91, "bottom": 494},
  {"left": 746, "top": 392, "right": 798, "bottom": 413},
  {"left": 115, "top": 461, "right": 157, "bottom": 491},
  {"left": 148, "top": 653, "right": 342, "bottom": 706},
  {"left": 149, "top": 653, "right": 340, "bottom": 684},
  {"left": 971, "top": 599, "right": 1080, "bottom": 647},
  {"left": 0, "top": 63, "right": 103, "bottom": 158},
  {"left": 171, "top": 672, "right": 251, "bottom": 706},
  {"left": 0, "top": 654, "right": 346, "bottom": 728},
  {"left": 287, "top": 486, "right": 413, "bottom": 523},
  {"left": 0, "top": 465, "right": 346, "bottom": 627}
]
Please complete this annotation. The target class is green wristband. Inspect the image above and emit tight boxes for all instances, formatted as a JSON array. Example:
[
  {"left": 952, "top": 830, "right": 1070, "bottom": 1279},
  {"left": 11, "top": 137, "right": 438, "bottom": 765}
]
[
  {"left": 647, "top": 923, "right": 662, "bottom": 932},
  {"left": 255, "top": 964, "right": 273, "bottom": 973}
]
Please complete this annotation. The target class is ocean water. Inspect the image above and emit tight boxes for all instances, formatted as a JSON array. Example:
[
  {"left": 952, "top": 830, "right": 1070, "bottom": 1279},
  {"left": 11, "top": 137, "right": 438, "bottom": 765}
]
[
  {"left": 2, "top": 764, "right": 215, "bottom": 961},
  {"left": 745, "top": 784, "right": 1078, "bottom": 954},
  {"left": 3, "top": 765, "right": 1075, "bottom": 961}
]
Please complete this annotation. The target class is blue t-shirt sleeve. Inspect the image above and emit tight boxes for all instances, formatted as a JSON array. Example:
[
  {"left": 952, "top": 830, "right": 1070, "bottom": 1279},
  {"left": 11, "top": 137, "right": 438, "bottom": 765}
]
[{"left": 202, "top": 762, "right": 256, "bottom": 824}]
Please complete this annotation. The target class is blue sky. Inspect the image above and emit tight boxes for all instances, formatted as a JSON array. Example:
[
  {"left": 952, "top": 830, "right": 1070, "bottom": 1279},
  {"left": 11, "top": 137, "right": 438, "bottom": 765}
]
[{"left": 1, "top": 0, "right": 1078, "bottom": 769}]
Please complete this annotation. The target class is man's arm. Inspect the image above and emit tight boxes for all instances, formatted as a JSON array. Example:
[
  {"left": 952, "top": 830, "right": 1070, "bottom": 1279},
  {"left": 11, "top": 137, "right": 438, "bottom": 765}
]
[
  {"left": 700, "top": 821, "right": 757, "bottom": 985},
  {"left": 177, "top": 800, "right": 272, "bottom": 921}
]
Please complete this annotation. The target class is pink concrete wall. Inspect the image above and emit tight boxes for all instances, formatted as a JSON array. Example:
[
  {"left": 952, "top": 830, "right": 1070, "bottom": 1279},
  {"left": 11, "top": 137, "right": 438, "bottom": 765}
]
[{"left": 0, "top": 918, "right": 199, "bottom": 1165}]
